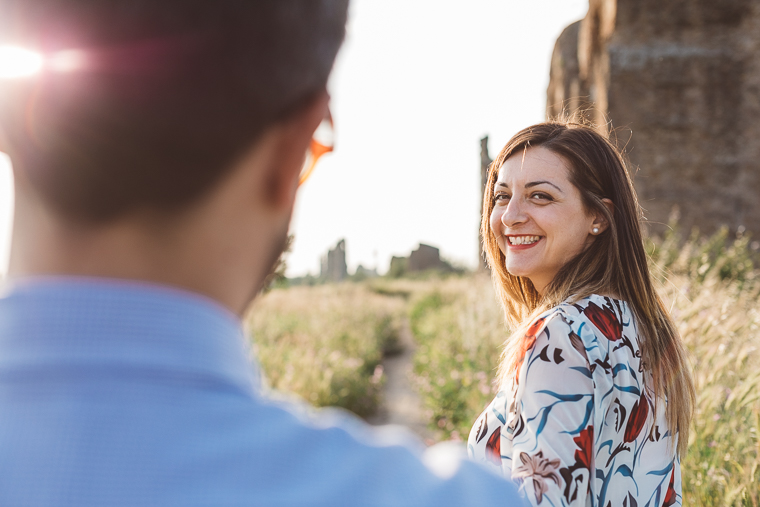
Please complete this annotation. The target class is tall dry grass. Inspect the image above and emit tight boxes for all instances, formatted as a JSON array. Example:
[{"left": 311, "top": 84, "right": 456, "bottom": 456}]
[
  {"left": 650, "top": 228, "right": 760, "bottom": 506},
  {"left": 660, "top": 274, "right": 760, "bottom": 506},
  {"left": 246, "top": 283, "right": 405, "bottom": 417}
]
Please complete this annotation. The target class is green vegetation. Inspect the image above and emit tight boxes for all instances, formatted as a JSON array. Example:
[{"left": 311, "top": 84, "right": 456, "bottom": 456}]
[
  {"left": 407, "top": 276, "right": 505, "bottom": 441},
  {"left": 666, "top": 274, "right": 760, "bottom": 506},
  {"left": 649, "top": 228, "right": 760, "bottom": 507},
  {"left": 246, "top": 283, "right": 405, "bottom": 417},
  {"left": 247, "top": 229, "right": 759, "bottom": 506},
  {"left": 648, "top": 225, "right": 759, "bottom": 289}
]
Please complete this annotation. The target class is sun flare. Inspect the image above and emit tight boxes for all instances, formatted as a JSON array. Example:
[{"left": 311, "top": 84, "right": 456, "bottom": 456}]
[{"left": 0, "top": 46, "right": 44, "bottom": 79}]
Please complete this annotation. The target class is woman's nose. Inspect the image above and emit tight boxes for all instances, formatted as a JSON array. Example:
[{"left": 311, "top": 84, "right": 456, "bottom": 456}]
[{"left": 500, "top": 198, "right": 527, "bottom": 228}]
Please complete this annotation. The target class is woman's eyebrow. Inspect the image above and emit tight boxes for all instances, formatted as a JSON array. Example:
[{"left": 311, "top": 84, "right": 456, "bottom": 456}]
[
  {"left": 525, "top": 180, "right": 563, "bottom": 193},
  {"left": 495, "top": 182, "right": 509, "bottom": 189}
]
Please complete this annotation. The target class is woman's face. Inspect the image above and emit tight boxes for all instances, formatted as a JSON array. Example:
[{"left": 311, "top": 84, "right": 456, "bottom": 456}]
[{"left": 490, "top": 146, "right": 600, "bottom": 294}]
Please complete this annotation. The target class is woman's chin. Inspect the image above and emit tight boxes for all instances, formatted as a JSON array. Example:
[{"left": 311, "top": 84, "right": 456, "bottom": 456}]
[{"left": 504, "top": 261, "right": 531, "bottom": 278}]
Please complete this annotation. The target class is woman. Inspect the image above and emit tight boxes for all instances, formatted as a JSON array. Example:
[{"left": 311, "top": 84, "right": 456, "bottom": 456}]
[{"left": 468, "top": 121, "right": 695, "bottom": 507}]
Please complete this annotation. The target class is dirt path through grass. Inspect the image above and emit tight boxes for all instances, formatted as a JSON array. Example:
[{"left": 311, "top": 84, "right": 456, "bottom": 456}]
[{"left": 368, "top": 319, "right": 432, "bottom": 442}]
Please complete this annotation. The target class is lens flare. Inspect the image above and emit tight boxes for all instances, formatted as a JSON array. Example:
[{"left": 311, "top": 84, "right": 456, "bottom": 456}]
[
  {"left": 299, "top": 112, "right": 334, "bottom": 186},
  {"left": 0, "top": 46, "right": 44, "bottom": 79},
  {"left": 48, "top": 49, "right": 87, "bottom": 73}
]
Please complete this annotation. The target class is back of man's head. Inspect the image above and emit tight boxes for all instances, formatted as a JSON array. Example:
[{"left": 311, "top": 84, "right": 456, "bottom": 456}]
[{"left": 0, "top": 0, "right": 348, "bottom": 223}]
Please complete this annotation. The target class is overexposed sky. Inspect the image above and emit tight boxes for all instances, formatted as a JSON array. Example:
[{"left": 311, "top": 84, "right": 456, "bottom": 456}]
[
  {"left": 289, "top": 0, "right": 587, "bottom": 276},
  {"left": 0, "top": 0, "right": 588, "bottom": 277}
]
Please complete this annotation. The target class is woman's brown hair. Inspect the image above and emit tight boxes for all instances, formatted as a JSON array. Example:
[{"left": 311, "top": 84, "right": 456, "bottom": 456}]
[{"left": 481, "top": 120, "right": 695, "bottom": 456}]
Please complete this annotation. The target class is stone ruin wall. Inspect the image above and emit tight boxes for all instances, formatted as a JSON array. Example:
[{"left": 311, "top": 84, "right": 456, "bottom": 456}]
[
  {"left": 321, "top": 239, "right": 347, "bottom": 282},
  {"left": 547, "top": 0, "right": 760, "bottom": 238}
]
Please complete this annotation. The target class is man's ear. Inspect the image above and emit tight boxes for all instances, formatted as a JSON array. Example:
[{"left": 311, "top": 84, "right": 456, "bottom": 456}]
[
  {"left": 262, "top": 91, "right": 330, "bottom": 211},
  {"left": 592, "top": 198, "right": 615, "bottom": 234}
]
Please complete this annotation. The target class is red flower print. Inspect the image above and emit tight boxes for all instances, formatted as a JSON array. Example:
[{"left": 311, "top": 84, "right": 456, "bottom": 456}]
[
  {"left": 624, "top": 394, "right": 650, "bottom": 443},
  {"left": 485, "top": 427, "right": 501, "bottom": 466},
  {"left": 522, "top": 316, "right": 546, "bottom": 359},
  {"left": 663, "top": 468, "right": 677, "bottom": 506},
  {"left": 583, "top": 301, "right": 623, "bottom": 341},
  {"left": 572, "top": 425, "right": 594, "bottom": 470},
  {"left": 515, "top": 317, "right": 547, "bottom": 381},
  {"left": 559, "top": 427, "right": 593, "bottom": 504},
  {"left": 559, "top": 428, "right": 593, "bottom": 503},
  {"left": 525, "top": 316, "right": 546, "bottom": 345}
]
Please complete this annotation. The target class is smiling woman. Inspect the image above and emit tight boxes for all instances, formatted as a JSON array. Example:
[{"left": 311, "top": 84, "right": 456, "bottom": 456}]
[{"left": 467, "top": 121, "right": 695, "bottom": 507}]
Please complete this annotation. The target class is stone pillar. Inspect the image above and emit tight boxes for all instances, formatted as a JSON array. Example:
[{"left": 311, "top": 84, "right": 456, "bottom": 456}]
[
  {"left": 480, "top": 136, "right": 493, "bottom": 270},
  {"left": 320, "top": 239, "right": 347, "bottom": 282}
]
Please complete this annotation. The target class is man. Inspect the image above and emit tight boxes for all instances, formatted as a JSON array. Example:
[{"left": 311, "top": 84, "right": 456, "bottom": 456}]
[{"left": 0, "top": 1, "right": 524, "bottom": 505}]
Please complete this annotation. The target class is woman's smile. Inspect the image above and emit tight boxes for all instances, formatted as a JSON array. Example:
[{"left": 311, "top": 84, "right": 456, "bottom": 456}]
[{"left": 505, "top": 234, "right": 541, "bottom": 250}]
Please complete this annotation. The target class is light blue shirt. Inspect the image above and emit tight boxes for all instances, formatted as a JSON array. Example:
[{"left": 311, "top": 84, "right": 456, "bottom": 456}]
[{"left": 0, "top": 278, "right": 525, "bottom": 506}]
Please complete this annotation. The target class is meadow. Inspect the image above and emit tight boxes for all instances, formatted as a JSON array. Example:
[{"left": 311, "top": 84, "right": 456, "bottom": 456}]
[
  {"left": 246, "top": 229, "right": 759, "bottom": 506},
  {"left": 246, "top": 283, "right": 405, "bottom": 417}
]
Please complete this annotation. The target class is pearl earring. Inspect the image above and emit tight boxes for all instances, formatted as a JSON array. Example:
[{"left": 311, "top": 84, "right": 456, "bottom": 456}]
[{"left": 592, "top": 227, "right": 600, "bottom": 234}]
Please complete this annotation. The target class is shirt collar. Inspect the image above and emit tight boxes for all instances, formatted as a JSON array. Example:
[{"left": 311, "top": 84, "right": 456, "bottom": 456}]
[{"left": 0, "top": 276, "right": 259, "bottom": 394}]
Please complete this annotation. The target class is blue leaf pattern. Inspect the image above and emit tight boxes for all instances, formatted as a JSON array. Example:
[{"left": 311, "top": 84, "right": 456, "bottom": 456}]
[{"left": 468, "top": 295, "right": 681, "bottom": 507}]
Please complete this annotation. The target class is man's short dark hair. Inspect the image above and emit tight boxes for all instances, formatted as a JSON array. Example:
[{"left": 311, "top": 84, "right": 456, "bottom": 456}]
[{"left": 0, "top": 0, "right": 348, "bottom": 222}]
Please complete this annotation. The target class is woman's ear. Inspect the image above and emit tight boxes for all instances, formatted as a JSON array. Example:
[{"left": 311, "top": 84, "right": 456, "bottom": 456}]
[{"left": 591, "top": 198, "right": 614, "bottom": 234}]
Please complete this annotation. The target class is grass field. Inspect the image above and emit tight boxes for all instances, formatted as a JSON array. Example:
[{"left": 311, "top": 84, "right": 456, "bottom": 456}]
[
  {"left": 651, "top": 229, "right": 760, "bottom": 507},
  {"left": 246, "top": 283, "right": 405, "bottom": 417},
  {"left": 248, "top": 229, "right": 759, "bottom": 506},
  {"left": 406, "top": 275, "right": 504, "bottom": 442}
]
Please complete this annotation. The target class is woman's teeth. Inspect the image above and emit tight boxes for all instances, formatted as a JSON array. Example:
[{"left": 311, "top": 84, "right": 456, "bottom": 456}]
[{"left": 508, "top": 235, "right": 540, "bottom": 245}]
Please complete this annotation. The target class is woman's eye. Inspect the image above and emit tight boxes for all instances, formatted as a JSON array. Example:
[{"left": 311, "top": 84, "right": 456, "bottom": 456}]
[
  {"left": 531, "top": 192, "right": 552, "bottom": 201},
  {"left": 494, "top": 193, "right": 510, "bottom": 202}
]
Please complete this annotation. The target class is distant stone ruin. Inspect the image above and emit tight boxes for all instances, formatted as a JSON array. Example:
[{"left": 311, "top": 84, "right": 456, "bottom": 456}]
[
  {"left": 354, "top": 265, "right": 378, "bottom": 279},
  {"left": 408, "top": 244, "right": 451, "bottom": 272},
  {"left": 547, "top": 0, "right": 760, "bottom": 238},
  {"left": 320, "top": 239, "right": 347, "bottom": 282},
  {"left": 388, "top": 256, "right": 408, "bottom": 278},
  {"left": 388, "top": 244, "right": 454, "bottom": 277}
]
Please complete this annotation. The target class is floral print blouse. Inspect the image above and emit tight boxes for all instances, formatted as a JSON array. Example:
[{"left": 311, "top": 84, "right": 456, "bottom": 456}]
[{"left": 468, "top": 295, "right": 681, "bottom": 507}]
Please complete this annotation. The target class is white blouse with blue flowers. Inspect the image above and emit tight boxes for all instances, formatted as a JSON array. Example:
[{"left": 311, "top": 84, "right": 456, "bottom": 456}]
[{"left": 468, "top": 295, "right": 681, "bottom": 507}]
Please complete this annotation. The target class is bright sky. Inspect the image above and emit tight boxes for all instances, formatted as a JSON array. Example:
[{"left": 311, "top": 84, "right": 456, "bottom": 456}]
[
  {"left": 289, "top": 0, "right": 588, "bottom": 276},
  {"left": 0, "top": 0, "right": 588, "bottom": 278}
]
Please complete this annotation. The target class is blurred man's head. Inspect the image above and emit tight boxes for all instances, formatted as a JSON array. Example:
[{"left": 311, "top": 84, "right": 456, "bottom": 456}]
[
  {"left": 0, "top": 0, "right": 348, "bottom": 312},
  {"left": 0, "top": 0, "right": 348, "bottom": 222}
]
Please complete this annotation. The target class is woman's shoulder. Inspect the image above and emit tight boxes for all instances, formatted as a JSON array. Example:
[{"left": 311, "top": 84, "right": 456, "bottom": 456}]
[
  {"left": 551, "top": 294, "right": 633, "bottom": 341},
  {"left": 525, "top": 294, "right": 636, "bottom": 365},
  {"left": 529, "top": 294, "right": 622, "bottom": 331}
]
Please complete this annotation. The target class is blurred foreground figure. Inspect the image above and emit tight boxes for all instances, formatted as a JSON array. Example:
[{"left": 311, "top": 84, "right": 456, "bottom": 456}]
[{"left": 0, "top": 1, "right": 524, "bottom": 506}]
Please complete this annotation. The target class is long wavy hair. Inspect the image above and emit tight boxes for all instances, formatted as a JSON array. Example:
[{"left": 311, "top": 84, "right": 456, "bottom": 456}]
[{"left": 481, "top": 121, "right": 695, "bottom": 456}]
